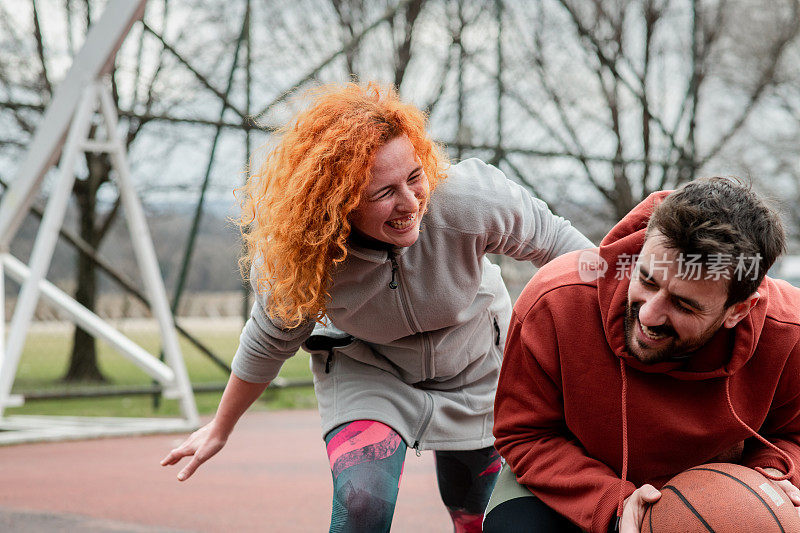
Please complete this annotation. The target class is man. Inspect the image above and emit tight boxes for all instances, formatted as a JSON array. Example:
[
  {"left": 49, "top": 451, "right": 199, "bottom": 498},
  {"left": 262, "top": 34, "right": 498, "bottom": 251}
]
[{"left": 485, "top": 177, "right": 800, "bottom": 533}]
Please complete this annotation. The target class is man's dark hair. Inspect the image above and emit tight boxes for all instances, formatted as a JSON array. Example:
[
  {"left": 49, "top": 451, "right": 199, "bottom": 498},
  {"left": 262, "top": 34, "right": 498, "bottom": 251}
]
[{"left": 646, "top": 177, "right": 786, "bottom": 307}]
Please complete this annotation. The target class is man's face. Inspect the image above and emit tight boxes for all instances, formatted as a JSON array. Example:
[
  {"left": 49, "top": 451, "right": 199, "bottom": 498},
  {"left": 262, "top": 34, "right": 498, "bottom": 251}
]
[{"left": 624, "top": 232, "right": 747, "bottom": 364}]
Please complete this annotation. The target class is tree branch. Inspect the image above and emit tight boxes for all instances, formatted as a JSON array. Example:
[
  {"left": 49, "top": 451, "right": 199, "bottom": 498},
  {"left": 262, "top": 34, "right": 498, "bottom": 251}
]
[
  {"left": 0, "top": 100, "right": 271, "bottom": 130},
  {"left": 141, "top": 20, "right": 248, "bottom": 120},
  {"left": 394, "top": 0, "right": 426, "bottom": 88},
  {"left": 331, "top": 0, "right": 358, "bottom": 76},
  {"left": 555, "top": 0, "right": 694, "bottom": 170},
  {"left": 422, "top": 41, "right": 455, "bottom": 116},
  {"left": 446, "top": 141, "right": 661, "bottom": 165},
  {"left": 252, "top": 0, "right": 410, "bottom": 120},
  {"left": 499, "top": 155, "right": 557, "bottom": 215},
  {"left": 31, "top": 0, "right": 53, "bottom": 97},
  {"left": 527, "top": 8, "right": 613, "bottom": 202},
  {"left": 698, "top": 0, "right": 800, "bottom": 168}
]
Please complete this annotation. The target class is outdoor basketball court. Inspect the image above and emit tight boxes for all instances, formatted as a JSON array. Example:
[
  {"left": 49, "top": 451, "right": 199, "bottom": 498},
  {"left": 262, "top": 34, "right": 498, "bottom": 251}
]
[{"left": 0, "top": 409, "right": 453, "bottom": 532}]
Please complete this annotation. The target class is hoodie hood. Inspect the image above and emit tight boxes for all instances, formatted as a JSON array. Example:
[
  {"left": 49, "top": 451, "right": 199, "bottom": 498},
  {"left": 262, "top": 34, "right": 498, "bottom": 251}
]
[{"left": 596, "top": 191, "right": 769, "bottom": 380}]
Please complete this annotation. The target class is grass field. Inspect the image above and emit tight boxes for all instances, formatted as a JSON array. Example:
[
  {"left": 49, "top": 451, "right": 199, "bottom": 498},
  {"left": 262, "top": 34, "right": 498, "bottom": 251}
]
[{"left": 6, "top": 319, "right": 317, "bottom": 418}]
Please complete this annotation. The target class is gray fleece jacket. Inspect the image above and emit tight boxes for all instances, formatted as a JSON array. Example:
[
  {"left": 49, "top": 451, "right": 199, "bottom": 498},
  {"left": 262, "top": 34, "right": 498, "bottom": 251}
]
[{"left": 232, "top": 158, "right": 592, "bottom": 451}]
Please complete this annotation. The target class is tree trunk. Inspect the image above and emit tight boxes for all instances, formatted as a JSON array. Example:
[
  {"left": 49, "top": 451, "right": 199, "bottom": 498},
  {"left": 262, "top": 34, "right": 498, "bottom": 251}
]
[{"left": 62, "top": 155, "right": 109, "bottom": 383}]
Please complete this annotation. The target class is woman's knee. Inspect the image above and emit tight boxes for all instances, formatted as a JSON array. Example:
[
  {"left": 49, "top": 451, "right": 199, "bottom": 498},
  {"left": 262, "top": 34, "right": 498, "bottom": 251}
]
[
  {"left": 332, "top": 486, "right": 396, "bottom": 531},
  {"left": 326, "top": 420, "right": 407, "bottom": 533}
]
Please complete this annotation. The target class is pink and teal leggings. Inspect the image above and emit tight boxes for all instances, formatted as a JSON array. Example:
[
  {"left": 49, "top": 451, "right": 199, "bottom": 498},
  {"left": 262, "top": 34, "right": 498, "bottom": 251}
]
[{"left": 325, "top": 420, "right": 501, "bottom": 533}]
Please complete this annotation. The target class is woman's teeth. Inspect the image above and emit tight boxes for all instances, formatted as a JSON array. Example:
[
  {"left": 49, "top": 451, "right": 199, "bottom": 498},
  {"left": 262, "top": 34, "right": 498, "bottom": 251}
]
[{"left": 387, "top": 213, "right": 416, "bottom": 229}]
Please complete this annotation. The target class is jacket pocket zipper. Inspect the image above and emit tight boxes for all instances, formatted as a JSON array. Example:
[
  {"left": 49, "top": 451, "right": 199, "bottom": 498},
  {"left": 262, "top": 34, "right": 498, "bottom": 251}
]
[{"left": 412, "top": 391, "right": 434, "bottom": 457}]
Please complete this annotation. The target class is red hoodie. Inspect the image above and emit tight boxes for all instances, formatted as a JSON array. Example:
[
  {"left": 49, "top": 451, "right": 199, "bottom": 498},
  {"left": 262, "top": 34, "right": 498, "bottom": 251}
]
[{"left": 493, "top": 192, "right": 800, "bottom": 532}]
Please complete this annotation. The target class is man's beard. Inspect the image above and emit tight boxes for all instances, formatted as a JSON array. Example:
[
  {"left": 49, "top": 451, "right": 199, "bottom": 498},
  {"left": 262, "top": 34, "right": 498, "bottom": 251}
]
[{"left": 623, "top": 302, "right": 723, "bottom": 364}]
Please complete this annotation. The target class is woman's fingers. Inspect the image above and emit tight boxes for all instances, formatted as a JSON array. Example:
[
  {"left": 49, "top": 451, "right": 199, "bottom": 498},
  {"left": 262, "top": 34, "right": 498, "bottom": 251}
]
[
  {"left": 161, "top": 425, "right": 226, "bottom": 482},
  {"left": 177, "top": 456, "right": 203, "bottom": 481},
  {"left": 160, "top": 443, "right": 195, "bottom": 466}
]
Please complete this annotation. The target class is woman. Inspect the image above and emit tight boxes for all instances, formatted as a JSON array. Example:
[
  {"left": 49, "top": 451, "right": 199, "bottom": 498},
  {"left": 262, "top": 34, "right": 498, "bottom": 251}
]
[{"left": 161, "top": 82, "right": 592, "bottom": 532}]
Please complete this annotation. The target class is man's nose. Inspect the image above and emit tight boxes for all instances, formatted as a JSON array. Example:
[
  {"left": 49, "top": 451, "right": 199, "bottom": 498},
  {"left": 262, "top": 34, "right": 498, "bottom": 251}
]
[{"left": 638, "top": 292, "right": 668, "bottom": 326}]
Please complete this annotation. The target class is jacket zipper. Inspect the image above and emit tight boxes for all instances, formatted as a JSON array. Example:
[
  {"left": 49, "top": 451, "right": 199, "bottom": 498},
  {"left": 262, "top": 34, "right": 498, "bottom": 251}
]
[
  {"left": 388, "top": 252, "right": 399, "bottom": 289},
  {"left": 411, "top": 391, "right": 434, "bottom": 457},
  {"left": 493, "top": 317, "right": 501, "bottom": 346},
  {"left": 387, "top": 250, "right": 433, "bottom": 380}
]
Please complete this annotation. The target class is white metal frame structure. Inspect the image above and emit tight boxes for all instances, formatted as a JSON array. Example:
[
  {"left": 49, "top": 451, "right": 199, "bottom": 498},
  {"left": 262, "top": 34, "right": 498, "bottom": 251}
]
[{"left": 0, "top": 0, "right": 199, "bottom": 444}]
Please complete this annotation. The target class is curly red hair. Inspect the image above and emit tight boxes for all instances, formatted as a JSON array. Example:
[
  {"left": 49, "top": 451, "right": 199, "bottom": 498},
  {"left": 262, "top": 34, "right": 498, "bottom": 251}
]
[{"left": 238, "top": 82, "right": 449, "bottom": 327}]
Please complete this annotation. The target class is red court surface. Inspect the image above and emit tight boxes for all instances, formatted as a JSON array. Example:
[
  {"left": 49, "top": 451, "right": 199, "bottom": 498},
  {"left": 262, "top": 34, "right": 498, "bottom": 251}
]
[{"left": 0, "top": 410, "right": 453, "bottom": 532}]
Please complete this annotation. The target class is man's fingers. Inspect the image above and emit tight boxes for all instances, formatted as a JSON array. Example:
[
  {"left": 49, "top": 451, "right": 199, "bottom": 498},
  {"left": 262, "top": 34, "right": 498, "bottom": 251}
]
[
  {"left": 632, "top": 484, "right": 661, "bottom": 504},
  {"left": 768, "top": 480, "right": 800, "bottom": 517},
  {"left": 784, "top": 485, "right": 800, "bottom": 507},
  {"left": 773, "top": 479, "right": 800, "bottom": 507},
  {"left": 640, "top": 485, "right": 661, "bottom": 503},
  {"left": 619, "top": 485, "right": 662, "bottom": 533},
  {"left": 787, "top": 490, "right": 800, "bottom": 507}
]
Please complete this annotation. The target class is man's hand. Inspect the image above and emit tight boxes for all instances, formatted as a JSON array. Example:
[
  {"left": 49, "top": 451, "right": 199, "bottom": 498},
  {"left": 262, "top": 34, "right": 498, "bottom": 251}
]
[
  {"left": 619, "top": 484, "right": 661, "bottom": 533},
  {"left": 160, "top": 421, "right": 228, "bottom": 481},
  {"left": 762, "top": 467, "right": 800, "bottom": 518}
]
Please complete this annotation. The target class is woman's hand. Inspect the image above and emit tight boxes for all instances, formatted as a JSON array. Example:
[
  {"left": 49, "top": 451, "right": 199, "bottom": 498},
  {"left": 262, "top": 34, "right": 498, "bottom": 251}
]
[
  {"left": 161, "top": 374, "right": 268, "bottom": 481},
  {"left": 160, "top": 421, "right": 228, "bottom": 481}
]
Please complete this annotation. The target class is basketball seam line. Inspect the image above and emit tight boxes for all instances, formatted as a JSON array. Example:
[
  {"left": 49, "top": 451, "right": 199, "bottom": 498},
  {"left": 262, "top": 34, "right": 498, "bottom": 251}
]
[
  {"left": 662, "top": 485, "right": 715, "bottom": 532},
  {"left": 688, "top": 467, "right": 785, "bottom": 533}
]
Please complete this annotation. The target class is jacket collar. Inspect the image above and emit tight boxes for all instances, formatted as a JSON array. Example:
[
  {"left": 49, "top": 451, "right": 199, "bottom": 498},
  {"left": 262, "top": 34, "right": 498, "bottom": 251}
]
[{"left": 344, "top": 225, "right": 421, "bottom": 263}]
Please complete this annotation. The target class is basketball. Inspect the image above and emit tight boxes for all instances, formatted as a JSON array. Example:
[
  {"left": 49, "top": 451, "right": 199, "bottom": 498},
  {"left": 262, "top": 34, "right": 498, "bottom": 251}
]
[{"left": 641, "top": 463, "right": 800, "bottom": 532}]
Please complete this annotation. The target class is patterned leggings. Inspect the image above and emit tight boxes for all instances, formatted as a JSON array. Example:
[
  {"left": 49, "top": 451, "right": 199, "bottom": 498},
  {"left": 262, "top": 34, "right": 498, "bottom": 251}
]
[{"left": 325, "top": 420, "right": 501, "bottom": 533}]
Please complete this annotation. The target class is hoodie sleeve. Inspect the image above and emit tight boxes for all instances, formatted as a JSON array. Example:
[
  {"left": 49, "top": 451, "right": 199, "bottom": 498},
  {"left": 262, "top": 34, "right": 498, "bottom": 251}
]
[
  {"left": 494, "top": 304, "right": 635, "bottom": 532},
  {"left": 230, "top": 278, "right": 315, "bottom": 384},
  {"left": 442, "top": 159, "right": 594, "bottom": 263},
  {"left": 741, "top": 341, "right": 800, "bottom": 486}
]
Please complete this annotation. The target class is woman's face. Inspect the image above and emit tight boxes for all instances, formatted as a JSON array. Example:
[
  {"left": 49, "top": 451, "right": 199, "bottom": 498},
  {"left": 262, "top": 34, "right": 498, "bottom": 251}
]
[{"left": 349, "top": 135, "right": 429, "bottom": 248}]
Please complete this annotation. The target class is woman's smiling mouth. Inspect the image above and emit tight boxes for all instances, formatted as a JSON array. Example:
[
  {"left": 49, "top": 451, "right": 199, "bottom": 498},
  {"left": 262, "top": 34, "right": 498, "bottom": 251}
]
[{"left": 386, "top": 212, "right": 417, "bottom": 230}]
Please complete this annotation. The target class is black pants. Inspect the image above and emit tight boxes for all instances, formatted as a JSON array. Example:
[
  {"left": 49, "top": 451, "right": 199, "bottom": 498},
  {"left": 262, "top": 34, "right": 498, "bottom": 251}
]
[
  {"left": 483, "top": 463, "right": 584, "bottom": 532},
  {"left": 483, "top": 495, "right": 583, "bottom": 533}
]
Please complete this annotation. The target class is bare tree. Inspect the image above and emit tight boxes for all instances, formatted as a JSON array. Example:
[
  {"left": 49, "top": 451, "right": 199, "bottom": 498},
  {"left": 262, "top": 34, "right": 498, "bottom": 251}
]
[
  {"left": 451, "top": 0, "right": 800, "bottom": 235},
  {"left": 327, "top": 0, "right": 429, "bottom": 89}
]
